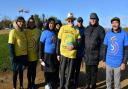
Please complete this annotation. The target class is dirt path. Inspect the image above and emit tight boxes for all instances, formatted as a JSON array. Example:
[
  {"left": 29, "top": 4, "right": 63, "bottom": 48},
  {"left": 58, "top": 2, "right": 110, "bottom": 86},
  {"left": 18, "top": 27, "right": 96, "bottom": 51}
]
[
  {"left": 0, "top": 29, "right": 9, "bottom": 35},
  {"left": 0, "top": 62, "right": 128, "bottom": 89}
]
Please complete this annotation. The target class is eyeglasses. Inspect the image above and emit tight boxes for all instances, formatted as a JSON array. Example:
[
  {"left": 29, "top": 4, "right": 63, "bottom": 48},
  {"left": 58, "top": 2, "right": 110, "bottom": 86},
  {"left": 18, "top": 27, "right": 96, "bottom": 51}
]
[{"left": 68, "top": 20, "right": 74, "bottom": 23}]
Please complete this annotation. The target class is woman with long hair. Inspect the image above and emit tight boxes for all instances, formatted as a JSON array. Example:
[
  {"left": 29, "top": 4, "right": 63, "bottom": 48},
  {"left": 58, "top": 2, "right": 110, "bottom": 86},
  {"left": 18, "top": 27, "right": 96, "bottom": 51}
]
[
  {"left": 25, "top": 15, "right": 41, "bottom": 89},
  {"left": 8, "top": 16, "right": 27, "bottom": 89}
]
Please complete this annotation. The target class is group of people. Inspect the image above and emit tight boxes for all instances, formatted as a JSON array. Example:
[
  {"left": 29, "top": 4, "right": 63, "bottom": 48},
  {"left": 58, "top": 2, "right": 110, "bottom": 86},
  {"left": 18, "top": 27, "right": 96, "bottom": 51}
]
[{"left": 8, "top": 12, "right": 128, "bottom": 89}]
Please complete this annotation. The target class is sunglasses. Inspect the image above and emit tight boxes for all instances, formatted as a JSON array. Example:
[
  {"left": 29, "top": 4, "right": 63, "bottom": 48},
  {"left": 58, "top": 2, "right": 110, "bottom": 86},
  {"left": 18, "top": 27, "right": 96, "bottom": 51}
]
[{"left": 68, "top": 20, "right": 74, "bottom": 23}]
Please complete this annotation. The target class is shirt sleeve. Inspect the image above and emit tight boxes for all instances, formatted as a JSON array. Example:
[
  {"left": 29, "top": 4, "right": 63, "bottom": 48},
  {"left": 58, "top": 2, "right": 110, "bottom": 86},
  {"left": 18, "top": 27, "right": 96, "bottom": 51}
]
[
  {"left": 40, "top": 31, "right": 46, "bottom": 43},
  {"left": 8, "top": 30, "right": 15, "bottom": 44},
  {"left": 124, "top": 32, "right": 128, "bottom": 46},
  {"left": 58, "top": 26, "right": 64, "bottom": 39},
  {"left": 103, "top": 33, "right": 108, "bottom": 46}
]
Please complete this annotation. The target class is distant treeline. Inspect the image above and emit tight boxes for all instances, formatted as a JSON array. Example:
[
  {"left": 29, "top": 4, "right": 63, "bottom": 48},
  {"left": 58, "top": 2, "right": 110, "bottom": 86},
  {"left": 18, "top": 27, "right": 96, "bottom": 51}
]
[
  {"left": 0, "top": 15, "right": 128, "bottom": 32},
  {"left": 0, "top": 14, "right": 58, "bottom": 30}
]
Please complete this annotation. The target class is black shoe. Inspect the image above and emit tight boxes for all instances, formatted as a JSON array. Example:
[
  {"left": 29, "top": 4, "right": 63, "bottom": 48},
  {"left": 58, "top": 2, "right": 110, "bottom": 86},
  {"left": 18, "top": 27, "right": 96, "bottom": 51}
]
[
  {"left": 31, "top": 84, "right": 36, "bottom": 89},
  {"left": 27, "top": 84, "right": 32, "bottom": 89}
]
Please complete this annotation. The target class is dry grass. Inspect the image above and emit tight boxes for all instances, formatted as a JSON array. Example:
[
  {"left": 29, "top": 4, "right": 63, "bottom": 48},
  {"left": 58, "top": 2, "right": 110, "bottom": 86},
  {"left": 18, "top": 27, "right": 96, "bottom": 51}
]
[
  {"left": 0, "top": 63, "right": 128, "bottom": 89},
  {"left": 0, "top": 29, "right": 9, "bottom": 35}
]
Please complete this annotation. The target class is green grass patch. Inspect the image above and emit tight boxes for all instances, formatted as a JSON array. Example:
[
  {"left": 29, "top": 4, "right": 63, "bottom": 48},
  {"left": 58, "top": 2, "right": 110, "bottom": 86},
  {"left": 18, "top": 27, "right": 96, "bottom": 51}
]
[{"left": 0, "top": 34, "right": 11, "bottom": 71}]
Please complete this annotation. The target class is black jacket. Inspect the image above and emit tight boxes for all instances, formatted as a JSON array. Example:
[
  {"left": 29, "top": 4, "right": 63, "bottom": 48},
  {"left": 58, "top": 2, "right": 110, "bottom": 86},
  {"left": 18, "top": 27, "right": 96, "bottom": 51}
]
[{"left": 84, "top": 24, "right": 105, "bottom": 65}]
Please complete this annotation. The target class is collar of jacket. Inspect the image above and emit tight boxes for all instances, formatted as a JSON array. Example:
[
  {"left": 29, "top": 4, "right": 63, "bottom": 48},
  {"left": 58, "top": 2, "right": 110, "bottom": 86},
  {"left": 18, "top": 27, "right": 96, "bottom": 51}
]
[{"left": 77, "top": 25, "right": 84, "bottom": 29}]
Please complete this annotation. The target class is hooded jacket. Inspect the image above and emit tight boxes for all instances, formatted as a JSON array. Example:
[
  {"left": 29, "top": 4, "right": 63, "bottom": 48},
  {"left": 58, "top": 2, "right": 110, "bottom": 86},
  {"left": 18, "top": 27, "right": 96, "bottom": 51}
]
[{"left": 84, "top": 23, "right": 105, "bottom": 65}]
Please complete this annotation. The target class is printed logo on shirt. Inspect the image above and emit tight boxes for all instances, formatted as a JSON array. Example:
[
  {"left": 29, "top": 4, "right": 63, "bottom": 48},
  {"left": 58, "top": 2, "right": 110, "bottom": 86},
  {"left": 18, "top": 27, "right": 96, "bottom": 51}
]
[
  {"left": 64, "top": 34, "right": 74, "bottom": 46},
  {"left": 51, "top": 35, "right": 56, "bottom": 49},
  {"left": 51, "top": 35, "right": 57, "bottom": 43},
  {"left": 111, "top": 36, "right": 119, "bottom": 55},
  {"left": 28, "top": 38, "right": 36, "bottom": 49}
]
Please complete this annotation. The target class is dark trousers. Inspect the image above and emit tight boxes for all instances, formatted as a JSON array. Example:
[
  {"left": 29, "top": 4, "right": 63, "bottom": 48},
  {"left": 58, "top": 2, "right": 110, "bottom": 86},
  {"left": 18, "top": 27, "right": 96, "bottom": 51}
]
[
  {"left": 85, "top": 65, "right": 98, "bottom": 89},
  {"left": 11, "top": 55, "right": 27, "bottom": 88},
  {"left": 27, "top": 61, "right": 37, "bottom": 87},
  {"left": 43, "top": 53, "right": 59, "bottom": 88},
  {"left": 44, "top": 72, "right": 57, "bottom": 88},
  {"left": 74, "top": 57, "right": 82, "bottom": 86},
  {"left": 59, "top": 55, "right": 75, "bottom": 89}
]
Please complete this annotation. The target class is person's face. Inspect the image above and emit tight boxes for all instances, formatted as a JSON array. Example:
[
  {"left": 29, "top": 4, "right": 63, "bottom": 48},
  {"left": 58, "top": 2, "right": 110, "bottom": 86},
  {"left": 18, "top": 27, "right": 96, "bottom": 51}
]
[
  {"left": 90, "top": 19, "right": 97, "bottom": 26},
  {"left": 49, "top": 21, "right": 55, "bottom": 30},
  {"left": 56, "top": 24, "right": 61, "bottom": 30},
  {"left": 17, "top": 20, "right": 24, "bottom": 28},
  {"left": 67, "top": 19, "right": 74, "bottom": 26},
  {"left": 77, "top": 22, "right": 82, "bottom": 27},
  {"left": 28, "top": 19, "right": 35, "bottom": 28},
  {"left": 112, "top": 21, "right": 120, "bottom": 31}
]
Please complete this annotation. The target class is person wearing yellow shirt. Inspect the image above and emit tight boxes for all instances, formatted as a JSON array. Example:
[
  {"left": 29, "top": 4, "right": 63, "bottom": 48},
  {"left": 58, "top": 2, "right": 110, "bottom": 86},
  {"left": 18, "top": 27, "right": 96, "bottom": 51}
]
[
  {"left": 8, "top": 16, "right": 27, "bottom": 89},
  {"left": 25, "top": 16, "right": 41, "bottom": 89},
  {"left": 56, "top": 13, "right": 81, "bottom": 89}
]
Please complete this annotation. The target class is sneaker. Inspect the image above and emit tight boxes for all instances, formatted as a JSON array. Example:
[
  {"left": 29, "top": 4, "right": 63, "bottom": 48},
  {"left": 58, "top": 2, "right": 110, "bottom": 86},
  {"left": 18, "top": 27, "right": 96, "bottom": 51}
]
[
  {"left": 45, "top": 84, "right": 52, "bottom": 89},
  {"left": 45, "top": 84, "right": 50, "bottom": 89}
]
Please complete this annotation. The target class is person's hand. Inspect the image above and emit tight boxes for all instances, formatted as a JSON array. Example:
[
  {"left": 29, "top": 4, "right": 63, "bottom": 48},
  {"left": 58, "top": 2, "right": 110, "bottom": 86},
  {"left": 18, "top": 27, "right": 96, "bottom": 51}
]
[
  {"left": 102, "top": 61, "right": 106, "bottom": 69},
  {"left": 41, "top": 61, "right": 45, "bottom": 66},
  {"left": 39, "top": 59, "right": 45, "bottom": 66},
  {"left": 120, "top": 63, "right": 126, "bottom": 71},
  {"left": 57, "top": 55, "right": 61, "bottom": 61},
  {"left": 67, "top": 45, "right": 74, "bottom": 51}
]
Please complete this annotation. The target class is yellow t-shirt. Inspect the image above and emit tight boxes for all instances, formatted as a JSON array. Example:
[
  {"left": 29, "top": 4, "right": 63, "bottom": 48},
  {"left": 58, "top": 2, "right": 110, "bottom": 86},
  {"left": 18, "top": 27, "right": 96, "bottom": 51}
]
[
  {"left": 58, "top": 25, "right": 81, "bottom": 59},
  {"left": 8, "top": 29, "right": 27, "bottom": 56},
  {"left": 25, "top": 28, "right": 41, "bottom": 61}
]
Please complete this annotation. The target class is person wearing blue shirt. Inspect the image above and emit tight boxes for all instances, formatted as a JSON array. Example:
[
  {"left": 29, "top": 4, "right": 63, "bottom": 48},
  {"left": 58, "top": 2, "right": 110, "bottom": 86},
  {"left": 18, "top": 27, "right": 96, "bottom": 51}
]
[
  {"left": 39, "top": 18, "right": 59, "bottom": 89},
  {"left": 102, "top": 17, "right": 128, "bottom": 89}
]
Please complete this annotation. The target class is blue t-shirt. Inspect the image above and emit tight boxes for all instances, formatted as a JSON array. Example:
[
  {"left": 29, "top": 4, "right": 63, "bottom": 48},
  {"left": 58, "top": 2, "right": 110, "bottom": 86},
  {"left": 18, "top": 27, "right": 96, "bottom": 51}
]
[
  {"left": 40, "top": 30, "right": 56, "bottom": 54},
  {"left": 104, "top": 30, "right": 128, "bottom": 68}
]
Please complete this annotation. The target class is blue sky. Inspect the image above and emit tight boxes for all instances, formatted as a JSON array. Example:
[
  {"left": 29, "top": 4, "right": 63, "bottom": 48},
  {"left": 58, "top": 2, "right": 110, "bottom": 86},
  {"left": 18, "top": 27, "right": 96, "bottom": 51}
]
[{"left": 0, "top": 0, "right": 128, "bottom": 27}]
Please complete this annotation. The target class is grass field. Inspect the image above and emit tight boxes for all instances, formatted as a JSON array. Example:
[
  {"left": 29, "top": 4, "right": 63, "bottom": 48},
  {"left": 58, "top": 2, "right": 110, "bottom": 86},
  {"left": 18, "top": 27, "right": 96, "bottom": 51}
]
[{"left": 0, "top": 30, "right": 11, "bottom": 71}]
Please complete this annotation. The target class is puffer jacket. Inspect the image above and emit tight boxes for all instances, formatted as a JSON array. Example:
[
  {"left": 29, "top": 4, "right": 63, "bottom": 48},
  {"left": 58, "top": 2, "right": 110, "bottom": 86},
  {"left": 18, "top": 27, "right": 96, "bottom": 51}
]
[{"left": 84, "top": 24, "right": 105, "bottom": 65}]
